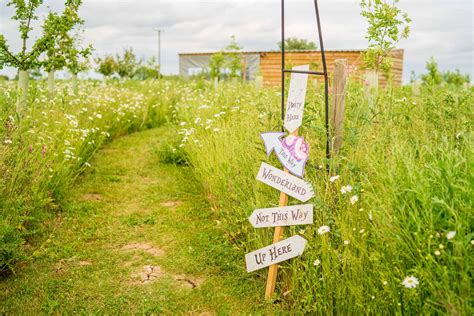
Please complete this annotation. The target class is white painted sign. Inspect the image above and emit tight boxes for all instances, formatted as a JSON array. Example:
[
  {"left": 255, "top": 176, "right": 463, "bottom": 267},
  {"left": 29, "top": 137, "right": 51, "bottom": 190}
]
[
  {"left": 245, "top": 235, "right": 307, "bottom": 272},
  {"left": 249, "top": 204, "right": 313, "bottom": 228},
  {"left": 256, "top": 162, "right": 315, "bottom": 202},
  {"left": 284, "top": 64, "right": 310, "bottom": 133},
  {"left": 261, "top": 132, "right": 309, "bottom": 177}
]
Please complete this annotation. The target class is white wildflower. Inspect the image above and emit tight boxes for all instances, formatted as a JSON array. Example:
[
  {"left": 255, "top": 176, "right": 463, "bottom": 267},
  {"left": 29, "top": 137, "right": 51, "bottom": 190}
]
[
  {"left": 96, "top": 113, "right": 102, "bottom": 119},
  {"left": 434, "top": 250, "right": 441, "bottom": 256},
  {"left": 359, "top": 229, "right": 365, "bottom": 234},
  {"left": 344, "top": 240, "right": 350, "bottom": 245},
  {"left": 3, "top": 139, "right": 12, "bottom": 145},
  {"left": 350, "top": 195, "right": 359, "bottom": 205},
  {"left": 180, "top": 121, "right": 187, "bottom": 126},
  {"left": 340, "top": 185, "right": 353, "bottom": 194},
  {"left": 317, "top": 225, "right": 330, "bottom": 235},
  {"left": 329, "top": 175, "right": 340, "bottom": 183},
  {"left": 213, "top": 128, "right": 220, "bottom": 132},
  {"left": 401, "top": 276, "right": 419, "bottom": 289},
  {"left": 313, "top": 259, "right": 321, "bottom": 266},
  {"left": 446, "top": 231, "right": 456, "bottom": 240}
]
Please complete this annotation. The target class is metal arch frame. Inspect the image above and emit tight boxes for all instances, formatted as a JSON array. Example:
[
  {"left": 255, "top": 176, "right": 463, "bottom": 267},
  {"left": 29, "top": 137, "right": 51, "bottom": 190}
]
[{"left": 281, "top": 0, "right": 330, "bottom": 165}]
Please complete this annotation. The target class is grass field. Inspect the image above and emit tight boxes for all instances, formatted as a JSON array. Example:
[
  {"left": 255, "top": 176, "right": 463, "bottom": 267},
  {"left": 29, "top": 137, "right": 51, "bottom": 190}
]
[{"left": 1, "top": 78, "right": 472, "bottom": 314}]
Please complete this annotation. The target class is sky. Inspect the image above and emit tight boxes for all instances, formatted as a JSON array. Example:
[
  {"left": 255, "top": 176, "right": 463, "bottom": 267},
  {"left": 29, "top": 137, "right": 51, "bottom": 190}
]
[{"left": 0, "top": 0, "right": 473, "bottom": 82}]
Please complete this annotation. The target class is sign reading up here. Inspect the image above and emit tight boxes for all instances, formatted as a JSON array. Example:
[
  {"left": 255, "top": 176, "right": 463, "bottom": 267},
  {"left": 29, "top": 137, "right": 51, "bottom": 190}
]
[{"left": 245, "top": 235, "right": 307, "bottom": 272}]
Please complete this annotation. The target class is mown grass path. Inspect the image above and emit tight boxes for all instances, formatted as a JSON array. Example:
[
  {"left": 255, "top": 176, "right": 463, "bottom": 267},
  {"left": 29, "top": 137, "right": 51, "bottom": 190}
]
[{"left": 1, "top": 127, "right": 273, "bottom": 314}]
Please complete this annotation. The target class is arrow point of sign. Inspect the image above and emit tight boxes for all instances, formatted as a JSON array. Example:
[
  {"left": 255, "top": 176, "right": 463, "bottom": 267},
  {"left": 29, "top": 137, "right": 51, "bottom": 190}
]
[{"left": 260, "top": 132, "right": 285, "bottom": 156}]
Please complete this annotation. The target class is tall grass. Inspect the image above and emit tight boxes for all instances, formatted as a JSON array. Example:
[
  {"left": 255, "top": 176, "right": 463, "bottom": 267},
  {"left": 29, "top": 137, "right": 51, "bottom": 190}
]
[
  {"left": 1, "top": 77, "right": 471, "bottom": 313},
  {"left": 168, "top": 80, "right": 472, "bottom": 314},
  {"left": 0, "top": 80, "right": 179, "bottom": 272}
]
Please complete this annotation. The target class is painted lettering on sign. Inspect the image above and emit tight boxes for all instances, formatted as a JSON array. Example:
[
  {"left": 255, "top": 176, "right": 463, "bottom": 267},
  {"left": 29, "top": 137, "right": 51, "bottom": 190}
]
[
  {"left": 245, "top": 235, "right": 307, "bottom": 272},
  {"left": 284, "top": 64, "right": 310, "bottom": 133},
  {"left": 256, "top": 162, "right": 315, "bottom": 202},
  {"left": 249, "top": 204, "right": 313, "bottom": 228},
  {"left": 261, "top": 132, "right": 310, "bottom": 177}
]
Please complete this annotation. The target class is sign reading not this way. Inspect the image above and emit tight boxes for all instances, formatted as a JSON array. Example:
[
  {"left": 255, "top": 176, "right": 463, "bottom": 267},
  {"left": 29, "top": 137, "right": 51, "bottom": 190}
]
[
  {"left": 249, "top": 204, "right": 313, "bottom": 228},
  {"left": 245, "top": 235, "right": 307, "bottom": 272}
]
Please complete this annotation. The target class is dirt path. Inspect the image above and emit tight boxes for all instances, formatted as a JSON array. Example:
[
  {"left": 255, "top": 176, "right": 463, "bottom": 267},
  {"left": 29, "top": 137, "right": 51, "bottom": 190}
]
[{"left": 0, "top": 127, "right": 273, "bottom": 314}]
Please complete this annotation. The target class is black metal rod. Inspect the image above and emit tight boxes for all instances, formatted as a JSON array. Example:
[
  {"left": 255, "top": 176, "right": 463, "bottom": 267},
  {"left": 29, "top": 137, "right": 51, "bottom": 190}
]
[
  {"left": 281, "top": 0, "right": 285, "bottom": 132},
  {"left": 314, "top": 0, "right": 331, "bottom": 166},
  {"left": 283, "top": 69, "right": 326, "bottom": 76}
]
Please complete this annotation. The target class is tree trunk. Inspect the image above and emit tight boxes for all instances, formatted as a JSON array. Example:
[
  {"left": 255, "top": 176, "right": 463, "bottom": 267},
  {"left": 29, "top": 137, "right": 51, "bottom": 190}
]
[
  {"left": 72, "top": 73, "right": 78, "bottom": 95},
  {"left": 16, "top": 70, "right": 29, "bottom": 114},
  {"left": 48, "top": 71, "right": 55, "bottom": 97}
]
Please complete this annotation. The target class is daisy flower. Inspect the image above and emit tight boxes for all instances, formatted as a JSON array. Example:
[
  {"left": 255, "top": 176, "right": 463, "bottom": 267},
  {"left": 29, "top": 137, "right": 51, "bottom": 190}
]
[
  {"left": 317, "top": 225, "right": 330, "bottom": 235},
  {"left": 350, "top": 195, "right": 359, "bottom": 205},
  {"left": 329, "top": 175, "right": 340, "bottom": 183},
  {"left": 313, "top": 259, "right": 321, "bottom": 266},
  {"left": 402, "top": 276, "right": 419, "bottom": 288},
  {"left": 340, "top": 185, "right": 353, "bottom": 194},
  {"left": 446, "top": 231, "right": 456, "bottom": 240}
]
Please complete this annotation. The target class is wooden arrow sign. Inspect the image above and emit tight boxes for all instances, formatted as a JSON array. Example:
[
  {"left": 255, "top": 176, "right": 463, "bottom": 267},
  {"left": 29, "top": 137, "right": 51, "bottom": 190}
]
[
  {"left": 284, "top": 64, "right": 310, "bottom": 133},
  {"left": 249, "top": 204, "right": 313, "bottom": 228},
  {"left": 256, "top": 162, "right": 315, "bottom": 202},
  {"left": 245, "top": 235, "right": 307, "bottom": 273},
  {"left": 261, "top": 132, "right": 309, "bottom": 177}
]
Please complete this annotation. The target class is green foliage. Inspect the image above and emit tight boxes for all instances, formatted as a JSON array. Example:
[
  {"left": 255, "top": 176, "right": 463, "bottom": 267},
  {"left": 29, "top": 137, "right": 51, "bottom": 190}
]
[
  {"left": 134, "top": 57, "right": 159, "bottom": 80},
  {"left": 209, "top": 52, "right": 225, "bottom": 80},
  {"left": 224, "top": 35, "right": 243, "bottom": 79},
  {"left": 1, "top": 0, "right": 49, "bottom": 71},
  {"left": 116, "top": 47, "right": 140, "bottom": 79},
  {"left": 420, "top": 57, "right": 471, "bottom": 86},
  {"left": 42, "top": 0, "right": 83, "bottom": 72},
  {"left": 443, "top": 70, "right": 470, "bottom": 86},
  {"left": 360, "top": 0, "right": 411, "bottom": 78},
  {"left": 208, "top": 36, "right": 243, "bottom": 80},
  {"left": 278, "top": 37, "right": 317, "bottom": 50},
  {"left": 421, "top": 57, "right": 442, "bottom": 85},
  {"left": 95, "top": 55, "right": 117, "bottom": 78}
]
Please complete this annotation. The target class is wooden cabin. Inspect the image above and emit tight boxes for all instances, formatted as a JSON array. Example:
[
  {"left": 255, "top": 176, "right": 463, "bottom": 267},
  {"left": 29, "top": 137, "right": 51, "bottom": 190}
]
[{"left": 179, "top": 49, "right": 404, "bottom": 87}]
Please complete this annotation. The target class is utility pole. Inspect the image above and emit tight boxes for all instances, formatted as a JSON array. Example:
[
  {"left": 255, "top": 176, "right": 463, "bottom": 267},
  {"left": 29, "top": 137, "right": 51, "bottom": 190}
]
[{"left": 154, "top": 28, "right": 162, "bottom": 78}]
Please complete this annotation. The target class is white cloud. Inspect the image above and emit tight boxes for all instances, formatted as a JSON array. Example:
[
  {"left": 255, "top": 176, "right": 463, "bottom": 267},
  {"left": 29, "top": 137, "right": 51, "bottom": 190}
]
[{"left": 0, "top": 0, "right": 472, "bottom": 81}]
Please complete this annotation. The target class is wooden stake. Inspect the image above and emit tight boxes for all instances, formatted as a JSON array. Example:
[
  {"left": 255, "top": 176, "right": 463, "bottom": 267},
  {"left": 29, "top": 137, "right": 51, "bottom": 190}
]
[
  {"left": 265, "top": 129, "right": 298, "bottom": 300},
  {"left": 330, "top": 59, "right": 348, "bottom": 154}
]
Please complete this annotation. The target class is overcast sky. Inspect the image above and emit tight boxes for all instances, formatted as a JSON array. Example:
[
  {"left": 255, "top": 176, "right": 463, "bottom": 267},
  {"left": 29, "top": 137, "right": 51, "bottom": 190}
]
[{"left": 1, "top": 0, "right": 472, "bottom": 82}]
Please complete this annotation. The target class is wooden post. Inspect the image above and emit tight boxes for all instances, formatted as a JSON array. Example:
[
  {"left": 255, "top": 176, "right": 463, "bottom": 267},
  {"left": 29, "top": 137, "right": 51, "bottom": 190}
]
[
  {"left": 330, "top": 59, "right": 348, "bottom": 154},
  {"left": 265, "top": 129, "right": 298, "bottom": 299}
]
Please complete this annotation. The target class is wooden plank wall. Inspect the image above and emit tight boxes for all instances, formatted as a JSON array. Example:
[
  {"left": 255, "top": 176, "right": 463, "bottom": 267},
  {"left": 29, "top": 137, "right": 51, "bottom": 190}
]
[{"left": 259, "top": 50, "right": 404, "bottom": 87}]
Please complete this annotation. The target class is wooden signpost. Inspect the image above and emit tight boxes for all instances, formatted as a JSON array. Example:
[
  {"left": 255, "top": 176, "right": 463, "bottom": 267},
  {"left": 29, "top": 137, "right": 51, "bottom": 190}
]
[
  {"left": 245, "top": 64, "right": 314, "bottom": 299},
  {"left": 246, "top": 0, "right": 329, "bottom": 301}
]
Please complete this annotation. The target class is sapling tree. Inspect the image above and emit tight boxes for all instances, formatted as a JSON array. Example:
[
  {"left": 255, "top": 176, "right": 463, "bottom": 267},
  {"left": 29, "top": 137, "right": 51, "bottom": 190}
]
[
  {"left": 209, "top": 51, "right": 225, "bottom": 80},
  {"left": 360, "top": 0, "right": 411, "bottom": 79},
  {"left": 64, "top": 34, "right": 93, "bottom": 93},
  {"left": 95, "top": 55, "right": 117, "bottom": 80},
  {"left": 224, "top": 35, "right": 243, "bottom": 79},
  {"left": 116, "top": 47, "right": 140, "bottom": 79},
  {"left": 0, "top": 0, "right": 50, "bottom": 112},
  {"left": 42, "top": 0, "right": 83, "bottom": 96}
]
